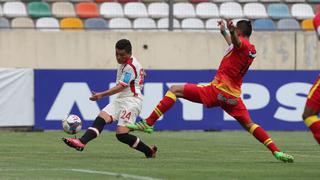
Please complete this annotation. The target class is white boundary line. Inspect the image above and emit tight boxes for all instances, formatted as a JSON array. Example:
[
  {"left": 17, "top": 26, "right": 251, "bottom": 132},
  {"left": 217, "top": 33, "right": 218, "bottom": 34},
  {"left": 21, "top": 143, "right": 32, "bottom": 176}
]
[
  {"left": 71, "top": 168, "right": 163, "bottom": 180},
  {"left": 0, "top": 168, "right": 163, "bottom": 180}
]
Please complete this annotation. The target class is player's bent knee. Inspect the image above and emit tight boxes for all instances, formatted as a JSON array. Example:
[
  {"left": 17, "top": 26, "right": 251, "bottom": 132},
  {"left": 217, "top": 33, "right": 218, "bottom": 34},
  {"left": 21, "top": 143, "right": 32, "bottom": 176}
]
[
  {"left": 169, "top": 86, "right": 178, "bottom": 94},
  {"left": 169, "top": 85, "right": 184, "bottom": 96},
  {"left": 302, "top": 107, "right": 319, "bottom": 121},
  {"left": 116, "top": 126, "right": 130, "bottom": 134},
  {"left": 302, "top": 111, "right": 313, "bottom": 121},
  {"left": 302, "top": 113, "right": 308, "bottom": 121},
  {"left": 98, "top": 111, "right": 113, "bottom": 124}
]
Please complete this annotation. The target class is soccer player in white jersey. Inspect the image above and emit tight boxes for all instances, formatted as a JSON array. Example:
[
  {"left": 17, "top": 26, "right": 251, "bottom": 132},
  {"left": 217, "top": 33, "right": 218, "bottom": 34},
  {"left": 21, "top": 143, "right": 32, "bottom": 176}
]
[{"left": 62, "top": 39, "right": 157, "bottom": 158}]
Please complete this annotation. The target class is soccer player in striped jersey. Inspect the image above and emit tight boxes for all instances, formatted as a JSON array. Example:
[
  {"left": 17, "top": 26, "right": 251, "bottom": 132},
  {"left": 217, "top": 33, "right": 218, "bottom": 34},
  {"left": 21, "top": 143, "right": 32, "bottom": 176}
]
[
  {"left": 302, "top": 13, "right": 320, "bottom": 145},
  {"left": 303, "top": 76, "right": 320, "bottom": 144},
  {"left": 62, "top": 39, "right": 157, "bottom": 158},
  {"left": 127, "top": 20, "right": 294, "bottom": 163}
]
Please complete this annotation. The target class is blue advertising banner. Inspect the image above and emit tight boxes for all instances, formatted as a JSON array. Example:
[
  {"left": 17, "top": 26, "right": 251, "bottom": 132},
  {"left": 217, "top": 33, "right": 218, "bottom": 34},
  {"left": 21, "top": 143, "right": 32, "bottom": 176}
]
[{"left": 35, "top": 70, "right": 318, "bottom": 131}]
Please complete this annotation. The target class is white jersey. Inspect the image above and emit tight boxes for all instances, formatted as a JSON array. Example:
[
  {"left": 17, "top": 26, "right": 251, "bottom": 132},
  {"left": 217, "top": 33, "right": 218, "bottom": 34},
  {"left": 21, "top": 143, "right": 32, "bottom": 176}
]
[{"left": 116, "top": 56, "right": 144, "bottom": 99}]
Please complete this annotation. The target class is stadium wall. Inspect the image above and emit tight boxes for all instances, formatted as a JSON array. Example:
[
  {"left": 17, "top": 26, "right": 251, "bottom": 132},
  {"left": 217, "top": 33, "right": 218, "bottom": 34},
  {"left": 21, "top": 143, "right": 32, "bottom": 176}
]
[
  {"left": 0, "top": 69, "right": 34, "bottom": 127},
  {"left": 34, "top": 69, "right": 317, "bottom": 131},
  {"left": 0, "top": 31, "right": 318, "bottom": 130},
  {"left": 0, "top": 31, "right": 318, "bottom": 70},
  {"left": 0, "top": 68, "right": 317, "bottom": 131}
]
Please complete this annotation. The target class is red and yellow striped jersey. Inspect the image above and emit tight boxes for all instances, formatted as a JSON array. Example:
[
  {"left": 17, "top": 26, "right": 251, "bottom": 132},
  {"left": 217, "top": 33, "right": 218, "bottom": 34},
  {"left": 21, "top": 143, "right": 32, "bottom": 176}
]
[{"left": 212, "top": 37, "right": 256, "bottom": 98}]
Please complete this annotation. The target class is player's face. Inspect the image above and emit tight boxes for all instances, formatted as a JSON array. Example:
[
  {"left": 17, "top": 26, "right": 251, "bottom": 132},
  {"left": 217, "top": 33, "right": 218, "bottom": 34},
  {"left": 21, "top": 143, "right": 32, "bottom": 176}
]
[
  {"left": 236, "top": 28, "right": 241, "bottom": 37},
  {"left": 235, "top": 24, "right": 242, "bottom": 36},
  {"left": 116, "top": 48, "right": 130, "bottom": 64}
]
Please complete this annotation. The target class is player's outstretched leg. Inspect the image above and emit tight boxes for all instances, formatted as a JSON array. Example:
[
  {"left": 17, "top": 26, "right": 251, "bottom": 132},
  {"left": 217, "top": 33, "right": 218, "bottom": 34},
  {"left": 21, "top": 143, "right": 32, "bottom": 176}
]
[
  {"left": 116, "top": 133, "right": 157, "bottom": 158},
  {"left": 304, "top": 115, "right": 320, "bottom": 144},
  {"left": 127, "top": 119, "right": 154, "bottom": 133},
  {"left": 62, "top": 137, "right": 86, "bottom": 151},
  {"left": 303, "top": 76, "right": 320, "bottom": 144},
  {"left": 62, "top": 116, "right": 107, "bottom": 151},
  {"left": 127, "top": 91, "right": 177, "bottom": 133},
  {"left": 249, "top": 123, "right": 294, "bottom": 163},
  {"left": 273, "top": 151, "right": 294, "bottom": 163}
]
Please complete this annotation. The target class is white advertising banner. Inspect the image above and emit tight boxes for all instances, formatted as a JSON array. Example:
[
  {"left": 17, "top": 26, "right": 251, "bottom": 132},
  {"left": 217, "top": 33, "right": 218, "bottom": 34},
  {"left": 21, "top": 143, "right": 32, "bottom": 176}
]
[{"left": 0, "top": 68, "right": 34, "bottom": 126}]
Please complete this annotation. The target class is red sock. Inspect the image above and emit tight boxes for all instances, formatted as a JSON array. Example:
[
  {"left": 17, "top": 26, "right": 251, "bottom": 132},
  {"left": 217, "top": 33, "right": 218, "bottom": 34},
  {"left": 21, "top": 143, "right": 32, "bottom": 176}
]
[
  {"left": 250, "top": 124, "right": 280, "bottom": 153},
  {"left": 305, "top": 115, "right": 320, "bottom": 144},
  {"left": 146, "top": 91, "right": 177, "bottom": 126}
]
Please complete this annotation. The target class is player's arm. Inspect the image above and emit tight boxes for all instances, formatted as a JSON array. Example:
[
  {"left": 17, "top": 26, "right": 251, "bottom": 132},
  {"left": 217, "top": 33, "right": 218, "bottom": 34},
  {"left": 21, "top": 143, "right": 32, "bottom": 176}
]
[
  {"left": 218, "top": 20, "right": 231, "bottom": 45},
  {"left": 90, "top": 67, "right": 135, "bottom": 101},
  {"left": 89, "top": 84, "right": 126, "bottom": 101},
  {"left": 226, "top": 19, "right": 242, "bottom": 48}
]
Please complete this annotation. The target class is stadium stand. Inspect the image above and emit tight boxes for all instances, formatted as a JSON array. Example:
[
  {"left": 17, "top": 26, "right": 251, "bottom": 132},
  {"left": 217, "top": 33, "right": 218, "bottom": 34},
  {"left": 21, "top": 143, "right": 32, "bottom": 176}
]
[
  {"left": 0, "top": 17, "right": 9, "bottom": 29},
  {"left": 277, "top": 18, "right": 300, "bottom": 30},
  {"left": 205, "top": 18, "right": 221, "bottom": 31},
  {"left": 118, "top": 0, "right": 139, "bottom": 3},
  {"left": 253, "top": 18, "right": 276, "bottom": 30},
  {"left": 0, "top": 0, "right": 317, "bottom": 31},
  {"left": 173, "top": 2, "right": 196, "bottom": 19},
  {"left": 243, "top": 3, "right": 268, "bottom": 19},
  {"left": 28, "top": 2, "right": 52, "bottom": 18},
  {"left": 220, "top": 2, "right": 244, "bottom": 19},
  {"left": 108, "top": 17, "right": 132, "bottom": 29},
  {"left": 157, "top": 18, "right": 180, "bottom": 29},
  {"left": 238, "top": 0, "right": 259, "bottom": 2},
  {"left": 301, "top": 19, "right": 315, "bottom": 30},
  {"left": 267, "top": 3, "right": 291, "bottom": 19},
  {"left": 75, "top": 2, "right": 100, "bottom": 18},
  {"left": 148, "top": 2, "right": 169, "bottom": 19},
  {"left": 11, "top": 17, "right": 34, "bottom": 28},
  {"left": 133, "top": 17, "right": 156, "bottom": 29},
  {"left": 100, "top": 2, "right": 124, "bottom": 18},
  {"left": 124, "top": 2, "right": 148, "bottom": 18},
  {"left": 260, "top": 0, "right": 281, "bottom": 2},
  {"left": 36, "top": 17, "right": 60, "bottom": 30},
  {"left": 195, "top": 2, "right": 219, "bottom": 19},
  {"left": 52, "top": 2, "right": 76, "bottom": 18},
  {"left": 84, "top": 17, "right": 108, "bottom": 29},
  {"left": 285, "top": 0, "right": 306, "bottom": 2},
  {"left": 60, "top": 17, "right": 84, "bottom": 30},
  {"left": 215, "top": 0, "right": 236, "bottom": 2},
  {"left": 3, "top": 2, "right": 27, "bottom": 18},
  {"left": 181, "top": 17, "right": 204, "bottom": 30},
  {"left": 291, "top": 3, "right": 315, "bottom": 19},
  {"left": 142, "top": 0, "right": 166, "bottom": 2}
]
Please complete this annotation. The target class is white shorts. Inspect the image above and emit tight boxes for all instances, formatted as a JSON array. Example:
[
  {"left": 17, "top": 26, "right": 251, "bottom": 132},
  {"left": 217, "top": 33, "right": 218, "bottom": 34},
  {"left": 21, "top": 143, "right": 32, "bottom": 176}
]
[{"left": 102, "top": 97, "right": 142, "bottom": 127}]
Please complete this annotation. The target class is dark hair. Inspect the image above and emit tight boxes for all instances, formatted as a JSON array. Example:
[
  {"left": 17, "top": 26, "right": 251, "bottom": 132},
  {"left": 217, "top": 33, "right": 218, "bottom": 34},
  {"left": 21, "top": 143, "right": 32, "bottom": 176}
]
[
  {"left": 116, "top": 39, "right": 132, "bottom": 54},
  {"left": 236, "top": 20, "right": 252, "bottom": 37}
]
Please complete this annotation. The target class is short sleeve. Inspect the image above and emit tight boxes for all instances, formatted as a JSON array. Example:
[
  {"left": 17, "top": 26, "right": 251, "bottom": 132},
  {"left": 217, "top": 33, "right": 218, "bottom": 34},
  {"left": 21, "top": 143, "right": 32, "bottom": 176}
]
[{"left": 119, "top": 66, "right": 135, "bottom": 87}]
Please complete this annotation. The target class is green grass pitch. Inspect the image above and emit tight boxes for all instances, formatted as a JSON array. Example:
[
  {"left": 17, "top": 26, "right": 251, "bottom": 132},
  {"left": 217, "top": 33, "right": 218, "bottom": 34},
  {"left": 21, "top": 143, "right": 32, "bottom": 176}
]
[{"left": 0, "top": 131, "right": 319, "bottom": 180}]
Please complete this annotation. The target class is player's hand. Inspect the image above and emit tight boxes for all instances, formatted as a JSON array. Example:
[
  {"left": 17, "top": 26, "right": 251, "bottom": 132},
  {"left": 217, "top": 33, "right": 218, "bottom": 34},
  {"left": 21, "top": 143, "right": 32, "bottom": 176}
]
[
  {"left": 217, "top": 20, "right": 226, "bottom": 31},
  {"left": 226, "top": 19, "right": 236, "bottom": 32},
  {"left": 89, "top": 91, "right": 103, "bottom": 101}
]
